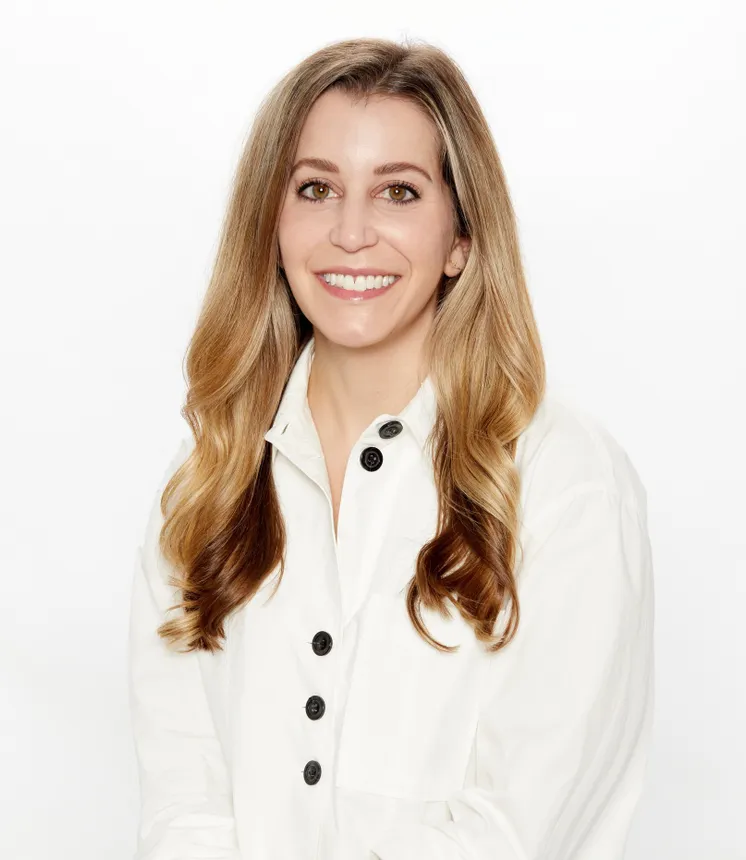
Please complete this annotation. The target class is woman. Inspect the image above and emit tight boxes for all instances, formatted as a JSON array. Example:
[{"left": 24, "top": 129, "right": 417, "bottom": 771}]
[{"left": 128, "top": 37, "right": 654, "bottom": 860}]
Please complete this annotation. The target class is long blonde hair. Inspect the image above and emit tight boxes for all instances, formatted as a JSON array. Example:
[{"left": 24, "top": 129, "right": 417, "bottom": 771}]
[{"left": 157, "top": 36, "right": 545, "bottom": 654}]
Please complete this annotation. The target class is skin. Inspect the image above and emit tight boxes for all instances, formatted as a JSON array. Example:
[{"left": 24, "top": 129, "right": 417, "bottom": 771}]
[{"left": 277, "top": 88, "right": 470, "bottom": 454}]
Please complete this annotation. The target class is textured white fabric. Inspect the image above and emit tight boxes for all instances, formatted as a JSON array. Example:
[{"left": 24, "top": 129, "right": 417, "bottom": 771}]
[{"left": 128, "top": 335, "right": 654, "bottom": 860}]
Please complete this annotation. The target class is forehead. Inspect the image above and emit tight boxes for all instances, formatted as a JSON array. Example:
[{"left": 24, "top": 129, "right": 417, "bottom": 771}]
[{"left": 294, "top": 89, "right": 440, "bottom": 173}]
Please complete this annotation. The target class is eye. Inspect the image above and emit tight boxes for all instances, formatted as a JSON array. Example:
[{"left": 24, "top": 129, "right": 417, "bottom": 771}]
[
  {"left": 381, "top": 183, "right": 419, "bottom": 205},
  {"left": 296, "top": 180, "right": 337, "bottom": 203},
  {"left": 295, "top": 179, "right": 421, "bottom": 207}
]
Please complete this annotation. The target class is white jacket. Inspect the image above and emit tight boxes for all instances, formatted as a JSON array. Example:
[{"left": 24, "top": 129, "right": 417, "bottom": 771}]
[{"left": 128, "top": 336, "right": 654, "bottom": 860}]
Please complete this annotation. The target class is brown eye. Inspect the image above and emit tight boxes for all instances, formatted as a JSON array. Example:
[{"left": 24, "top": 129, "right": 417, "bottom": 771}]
[
  {"left": 310, "top": 183, "right": 330, "bottom": 200},
  {"left": 296, "top": 180, "right": 336, "bottom": 204},
  {"left": 382, "top": 183, "right": 419, "bottom": 205}
]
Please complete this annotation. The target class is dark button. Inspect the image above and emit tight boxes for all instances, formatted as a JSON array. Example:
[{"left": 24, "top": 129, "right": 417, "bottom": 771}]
[
  {"left": 312, "top": 631, "right": 333, "bottom": 655},
  {"left": 303, "top": 760, "right": 322, "bottom": 785},
  {"left": 360, "top": 446, "right": 383, "bottom": 471},
  {"left": 378, "top": 419, "right": 403, "bottom": 439},
  {"left": 305, "top": 695, "right": 326, "bottom": 720}
]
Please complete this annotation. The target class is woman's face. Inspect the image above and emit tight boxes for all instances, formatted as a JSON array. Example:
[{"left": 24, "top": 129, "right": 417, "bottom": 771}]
[{"left": 277, "top": 88, "right": 469, "bottom": 350}]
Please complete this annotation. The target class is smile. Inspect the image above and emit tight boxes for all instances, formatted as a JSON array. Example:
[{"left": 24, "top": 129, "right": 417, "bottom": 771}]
[
  {"left": 315, "top": 272, "right": 401, "bottom": 302},
  {"left": 320, "top": 273, "right": 399, "bottom": 292}
]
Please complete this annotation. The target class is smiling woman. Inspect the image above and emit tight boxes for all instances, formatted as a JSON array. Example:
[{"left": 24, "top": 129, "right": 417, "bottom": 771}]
[
  {"left": 278, "top": 89, "right": 469, "bottom": 340},
  {"left": 128, "top": 35, "right": 654, "bottom": 860}
]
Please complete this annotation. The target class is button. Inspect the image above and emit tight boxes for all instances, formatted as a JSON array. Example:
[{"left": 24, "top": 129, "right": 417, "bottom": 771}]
[
  {"left": 312, "top": 631, "right": 333, "bottom": 655},
  {"left": 303, "top": 760, "right": 322, "bottom": 785},
  {"left": 305, "top": 695, "right": 326, "bottom": 720},
  {"left": 378, "top": 419, "right": 403, "bottom": 439},
  {"left": 360, "top": 446, "right": 383, "bottom": 471}
]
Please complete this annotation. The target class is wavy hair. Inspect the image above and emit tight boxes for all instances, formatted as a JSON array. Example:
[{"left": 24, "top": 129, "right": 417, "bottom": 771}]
[{"left": 157, "top": 36, "right": 545, "bottom": 654}]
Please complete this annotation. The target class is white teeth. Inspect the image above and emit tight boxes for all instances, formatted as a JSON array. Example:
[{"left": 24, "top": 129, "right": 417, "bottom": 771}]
[{"left": 321, "top": 273, "right": 398, "bottom": 291}]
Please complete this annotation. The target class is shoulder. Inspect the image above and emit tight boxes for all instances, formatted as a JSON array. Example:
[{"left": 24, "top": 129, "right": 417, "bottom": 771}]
[{"left": 515, "top": 390, "right": 648, "bottom": 529}]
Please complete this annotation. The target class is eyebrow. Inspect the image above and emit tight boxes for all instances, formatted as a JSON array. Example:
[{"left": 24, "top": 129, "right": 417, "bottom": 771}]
[{"left": 291, "top": 157, "right": 433, "bottom": 184}]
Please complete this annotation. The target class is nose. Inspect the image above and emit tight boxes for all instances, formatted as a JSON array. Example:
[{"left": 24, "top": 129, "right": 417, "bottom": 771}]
[{"left": 329, "top": 194, "right": 377, "bottom": 253}]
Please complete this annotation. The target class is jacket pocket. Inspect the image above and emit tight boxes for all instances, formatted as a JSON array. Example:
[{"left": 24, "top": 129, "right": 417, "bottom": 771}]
[{"left": 334, "top": 591, "right": 484, "bottom": 801}]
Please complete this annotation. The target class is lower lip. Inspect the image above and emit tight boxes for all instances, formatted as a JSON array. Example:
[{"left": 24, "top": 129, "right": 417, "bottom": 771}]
[{"left": 315, "top": 273, "right": 400, "bottom": 301}]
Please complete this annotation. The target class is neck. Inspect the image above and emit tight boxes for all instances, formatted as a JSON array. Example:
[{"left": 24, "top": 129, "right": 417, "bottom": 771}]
[{"left": 307, "top": 314, "right": 433, "bottom": 449}]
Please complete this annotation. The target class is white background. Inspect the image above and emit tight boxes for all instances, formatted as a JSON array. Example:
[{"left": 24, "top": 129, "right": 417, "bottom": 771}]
[{"left": 1, "top": 2, "right": 744, "bottom": 858}]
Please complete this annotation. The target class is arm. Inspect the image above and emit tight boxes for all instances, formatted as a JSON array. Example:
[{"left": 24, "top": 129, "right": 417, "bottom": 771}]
[
  {"left": 370, "top": 486, "right": 655, "bottom": 860},
  {"left": 128, "top": 440, "right": 241, "bottom": 860}
]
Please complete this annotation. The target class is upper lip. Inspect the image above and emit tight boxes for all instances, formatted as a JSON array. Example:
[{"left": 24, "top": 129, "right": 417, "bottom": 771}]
[{"left": 315, "top": 266, "right": 400, "bottom": 277}]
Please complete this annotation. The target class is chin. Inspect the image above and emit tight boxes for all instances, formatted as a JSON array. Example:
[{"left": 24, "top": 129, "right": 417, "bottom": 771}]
[{"left": 309, "top": 320, "right": 397, "bottom": 351}]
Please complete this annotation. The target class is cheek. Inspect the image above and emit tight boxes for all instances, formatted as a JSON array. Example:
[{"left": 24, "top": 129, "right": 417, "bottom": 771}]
[
  {"left": 278, "top": 204, "right": 323, "bottom": 264},
  {"left": 392, "top": 219, "right": 451, "bottom": 279},
  {"left": 391, "top": 200, "right": 452, "bottom": 254}
]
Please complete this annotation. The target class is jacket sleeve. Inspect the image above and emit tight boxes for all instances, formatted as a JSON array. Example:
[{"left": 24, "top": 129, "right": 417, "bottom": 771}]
[
  {"left": 369, "top": 485, "right": 655, "bottom": 860},
  {"left": 128, "top": 439, "right": 242, "bottom": 860}
]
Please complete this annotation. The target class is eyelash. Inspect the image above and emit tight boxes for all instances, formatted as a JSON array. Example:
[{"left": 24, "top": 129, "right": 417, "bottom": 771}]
[{"left": 294, "top": 178, "right": 421, "bottom": 207}]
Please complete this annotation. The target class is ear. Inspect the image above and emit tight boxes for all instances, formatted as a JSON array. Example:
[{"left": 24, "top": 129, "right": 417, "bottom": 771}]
[{"left": 443, "top": 235, "right": 471, "bottom": 278}]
